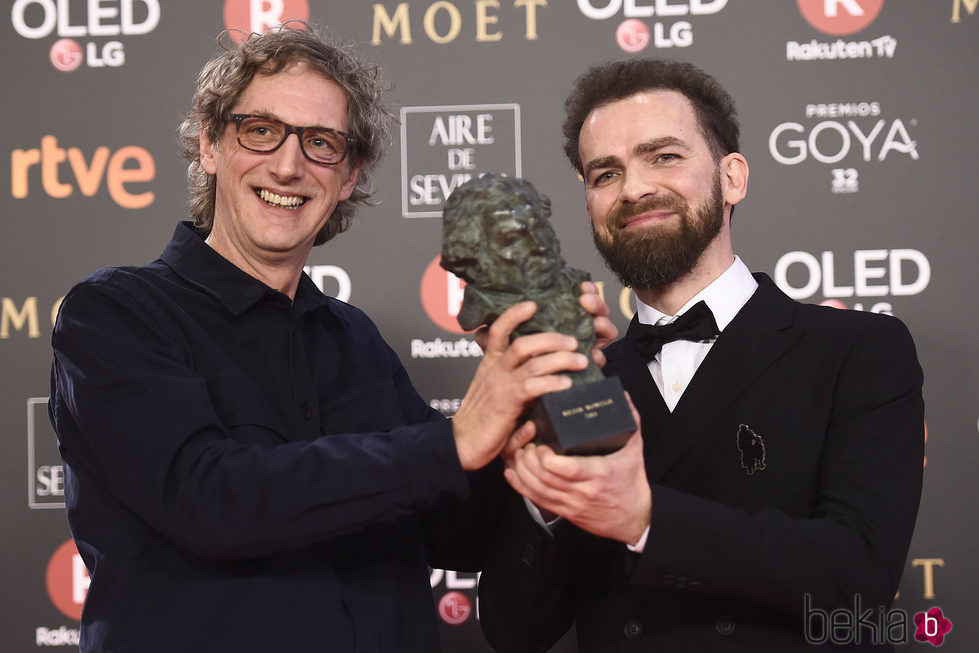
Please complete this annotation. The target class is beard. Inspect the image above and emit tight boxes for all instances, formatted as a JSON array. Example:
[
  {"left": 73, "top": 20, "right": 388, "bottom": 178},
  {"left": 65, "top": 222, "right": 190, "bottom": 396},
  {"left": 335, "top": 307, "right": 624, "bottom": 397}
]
[{"left": 591, "top": 172, "right": 725, "bottom": 290}]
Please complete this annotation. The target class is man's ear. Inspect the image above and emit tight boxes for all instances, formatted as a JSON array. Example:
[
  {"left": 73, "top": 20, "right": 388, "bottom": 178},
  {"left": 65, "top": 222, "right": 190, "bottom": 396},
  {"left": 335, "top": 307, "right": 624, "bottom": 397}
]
[
  {"left": 338, "top": 159, "right": 362, "bottom": 202},
  {"left": 720, "top": 152, "right": 749, "bottom": 208},
  {"left": 199, "top": 122, "right": 218, "bottom": 175}
]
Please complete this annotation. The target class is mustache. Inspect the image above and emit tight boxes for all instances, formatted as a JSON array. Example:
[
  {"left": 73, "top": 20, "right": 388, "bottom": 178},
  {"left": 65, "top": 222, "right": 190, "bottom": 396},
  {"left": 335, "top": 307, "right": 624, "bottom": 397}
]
[{"left": 609, "top": 194, "right": 688, "bottom": 228}]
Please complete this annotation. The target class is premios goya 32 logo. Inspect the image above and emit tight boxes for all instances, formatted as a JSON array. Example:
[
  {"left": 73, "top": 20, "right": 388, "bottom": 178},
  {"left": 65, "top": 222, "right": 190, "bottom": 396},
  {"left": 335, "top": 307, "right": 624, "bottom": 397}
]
[
  {"left": 768, "top": 101, "right": 918, "bottom": 194},
  {"left": 11, "top": 0, "right": 161, "bottom": 72}
]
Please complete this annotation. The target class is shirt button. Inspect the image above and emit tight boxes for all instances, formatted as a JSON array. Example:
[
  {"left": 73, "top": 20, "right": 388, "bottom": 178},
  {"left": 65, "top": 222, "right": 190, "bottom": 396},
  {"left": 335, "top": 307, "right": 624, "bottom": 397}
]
[
  {"left": 672, "top": 380, "right": 683, "bottom": 392},
  {"left": 623, "top": 619, "right": 643, "bottom": 640},
  {"left": 299, "top": 402, "right": 313, "bottom": 420},
  {"left": 715, "top": 616, "right": 736, "bottom": 636}
]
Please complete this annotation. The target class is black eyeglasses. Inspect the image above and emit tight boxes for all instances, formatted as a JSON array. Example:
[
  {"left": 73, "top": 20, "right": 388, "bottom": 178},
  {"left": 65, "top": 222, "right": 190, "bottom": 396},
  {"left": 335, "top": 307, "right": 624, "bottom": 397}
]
[{"left": 221, "top": 113, "right": 356, "bottom": 166}]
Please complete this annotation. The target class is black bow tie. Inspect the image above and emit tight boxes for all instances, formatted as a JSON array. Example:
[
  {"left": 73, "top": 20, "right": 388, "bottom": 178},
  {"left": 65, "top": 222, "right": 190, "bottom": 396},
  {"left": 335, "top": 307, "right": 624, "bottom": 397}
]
[{"left": 628, "top": 300, "right": 720, "bottom": 361}]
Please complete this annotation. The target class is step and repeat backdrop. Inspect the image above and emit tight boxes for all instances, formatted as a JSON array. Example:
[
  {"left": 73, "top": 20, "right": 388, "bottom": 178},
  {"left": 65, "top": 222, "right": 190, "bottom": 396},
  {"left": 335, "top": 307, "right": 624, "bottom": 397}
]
[{"left": 1, "top": 1, "right": 976, "bottom": 651}]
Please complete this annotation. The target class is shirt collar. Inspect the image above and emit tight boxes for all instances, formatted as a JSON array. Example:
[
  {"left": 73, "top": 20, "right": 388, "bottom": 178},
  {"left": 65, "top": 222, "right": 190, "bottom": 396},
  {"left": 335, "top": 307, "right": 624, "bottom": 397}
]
[
  {"left": 635, "top": 256, "right": 758, "bottom": 331},
  {"left": 159, "top": 221, "right": 330, "bottom": 316}
]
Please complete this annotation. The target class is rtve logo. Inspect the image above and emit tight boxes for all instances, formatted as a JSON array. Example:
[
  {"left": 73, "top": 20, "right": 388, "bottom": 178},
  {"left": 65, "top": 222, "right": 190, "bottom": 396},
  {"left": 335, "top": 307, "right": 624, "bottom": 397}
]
[
  {"left": 223, "top": 0, "right": 310, "bottom": 42},
  {"left": 11, "top": 0, "right": 161, "bottom": 71},
  {"left": 11, "top": 135, "right": 156, "bottom": 209},
  {"left": 796, "top": 0, "right": 885, "bottom": 36}
]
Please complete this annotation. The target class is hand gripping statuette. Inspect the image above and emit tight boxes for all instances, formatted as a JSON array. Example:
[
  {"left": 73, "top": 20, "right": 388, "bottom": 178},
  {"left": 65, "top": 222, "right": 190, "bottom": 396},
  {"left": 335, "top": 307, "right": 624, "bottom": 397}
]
[{"left": 441, "top": 173, "right": 634, "bottom": 454}]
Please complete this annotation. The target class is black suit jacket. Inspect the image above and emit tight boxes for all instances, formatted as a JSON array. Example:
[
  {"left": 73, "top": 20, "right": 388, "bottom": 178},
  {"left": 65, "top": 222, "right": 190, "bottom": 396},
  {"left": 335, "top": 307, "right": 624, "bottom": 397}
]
[{"left": 479, "top": 274, "right": 925, "bottom": 652}]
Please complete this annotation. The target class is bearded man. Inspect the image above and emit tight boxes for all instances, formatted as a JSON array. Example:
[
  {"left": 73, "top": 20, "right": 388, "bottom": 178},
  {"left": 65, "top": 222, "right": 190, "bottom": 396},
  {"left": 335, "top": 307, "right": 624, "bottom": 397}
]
[{"left": 477, "top": 59, "right": 925, "bottom": 652}]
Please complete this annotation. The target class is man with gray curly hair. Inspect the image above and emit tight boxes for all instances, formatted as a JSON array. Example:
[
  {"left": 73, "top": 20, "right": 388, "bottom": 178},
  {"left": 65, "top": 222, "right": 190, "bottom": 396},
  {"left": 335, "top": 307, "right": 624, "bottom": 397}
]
[{"left": 48, "top": 24, "right": 605, "bottom": 653}]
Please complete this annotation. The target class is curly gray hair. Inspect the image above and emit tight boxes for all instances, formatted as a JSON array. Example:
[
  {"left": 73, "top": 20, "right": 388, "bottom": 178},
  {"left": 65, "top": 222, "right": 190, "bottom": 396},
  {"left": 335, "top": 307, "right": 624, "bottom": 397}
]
[{"left": 178, "top": 23, "right": 395, "bottom": 245}]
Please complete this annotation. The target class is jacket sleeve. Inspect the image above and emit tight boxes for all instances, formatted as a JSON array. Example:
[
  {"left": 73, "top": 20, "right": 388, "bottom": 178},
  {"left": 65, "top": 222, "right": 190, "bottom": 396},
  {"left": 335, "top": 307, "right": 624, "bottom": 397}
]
[
  {"left": 50, "top": 276, "right": 470, "bottom": 560},
  {"left": 477, "top": 492, "right": 579, "bottom": 653}
]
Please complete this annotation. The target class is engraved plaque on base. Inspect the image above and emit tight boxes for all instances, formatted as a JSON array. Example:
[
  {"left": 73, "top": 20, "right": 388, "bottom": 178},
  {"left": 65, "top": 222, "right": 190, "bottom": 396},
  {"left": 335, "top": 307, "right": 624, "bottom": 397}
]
[{"left": 530, "top": 376, "right": 634, "bottom": 455}]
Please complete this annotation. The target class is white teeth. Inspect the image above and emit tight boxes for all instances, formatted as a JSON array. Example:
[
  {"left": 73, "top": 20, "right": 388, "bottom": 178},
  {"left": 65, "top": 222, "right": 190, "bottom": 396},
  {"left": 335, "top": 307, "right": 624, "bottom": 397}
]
[{"left": 258, "top": 188, "right": 306, "bottom": 208}]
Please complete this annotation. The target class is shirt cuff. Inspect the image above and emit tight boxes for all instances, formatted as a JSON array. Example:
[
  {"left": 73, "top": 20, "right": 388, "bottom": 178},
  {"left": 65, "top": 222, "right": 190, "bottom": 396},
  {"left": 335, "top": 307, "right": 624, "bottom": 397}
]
[{"left": 626, "top": 524, "right": 650, "bottom": 553}]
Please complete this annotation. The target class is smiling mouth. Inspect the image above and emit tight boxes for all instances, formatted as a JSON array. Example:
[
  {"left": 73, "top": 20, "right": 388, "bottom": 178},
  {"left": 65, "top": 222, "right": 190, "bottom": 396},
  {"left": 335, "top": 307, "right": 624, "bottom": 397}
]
[
  {"left": 256, "top": 188, "right": 308, "bottom": 209},
  {"left": 621, "top": 211, "right": 675, "bottom": 229}
]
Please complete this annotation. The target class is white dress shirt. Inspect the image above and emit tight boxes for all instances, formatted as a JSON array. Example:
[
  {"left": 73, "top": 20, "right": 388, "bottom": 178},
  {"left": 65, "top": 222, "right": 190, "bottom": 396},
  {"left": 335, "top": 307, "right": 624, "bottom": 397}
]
[
  {"left": 634, "top": 256, "right": 758, "bottom": 412},
  {"left": 527, "top": 257, "right": 759, "bottom": 551}
]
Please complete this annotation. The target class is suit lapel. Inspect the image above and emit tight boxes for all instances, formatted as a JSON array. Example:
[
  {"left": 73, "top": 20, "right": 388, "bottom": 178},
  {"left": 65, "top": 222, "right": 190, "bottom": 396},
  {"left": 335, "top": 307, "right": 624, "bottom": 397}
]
[
  {"left": 648, "top": 275, "right": 801, "bottom": 480},
  {"left": 613, "top": 275, "right": 803, "bottom": 482},
  {"left": 604, "top": 329, "right": 671, "bottom": 461}
]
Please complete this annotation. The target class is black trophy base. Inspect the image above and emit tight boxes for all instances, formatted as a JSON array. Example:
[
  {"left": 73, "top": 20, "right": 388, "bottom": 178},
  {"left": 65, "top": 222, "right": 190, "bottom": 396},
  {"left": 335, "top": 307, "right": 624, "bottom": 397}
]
[{"left": 530, "top": 376, "right": 636, "bottom": 455}]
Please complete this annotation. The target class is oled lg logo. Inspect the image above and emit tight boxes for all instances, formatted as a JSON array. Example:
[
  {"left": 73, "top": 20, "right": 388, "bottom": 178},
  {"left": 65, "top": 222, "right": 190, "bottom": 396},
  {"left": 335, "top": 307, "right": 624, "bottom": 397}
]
[
  {"left": 223, "top": 0, "right": 310, "bottom": 42},
  {"left": 774, "top": 248, "right": 930, "bottom": 314},
  {"left": 768, "top": 101, "right": 918, "bottom": 192},
  {"left": 303, "top": 264, "right": 351, "bottom": 302},
  {"left": 576, "top": 0, "right": 727, "bottom": 53},
  {"left": 788, "top": 0, "right": 896, "bottom": 61},
  {"left": 430, "top": 569, "right": 478, "bottom": 625},
  {"left": 11, "top": 0, "right": 161, "bottom": 72}
]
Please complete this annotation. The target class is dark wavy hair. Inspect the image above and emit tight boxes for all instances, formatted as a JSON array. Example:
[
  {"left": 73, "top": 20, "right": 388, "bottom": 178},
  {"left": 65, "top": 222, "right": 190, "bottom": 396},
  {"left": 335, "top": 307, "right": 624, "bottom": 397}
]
[
  {"left": 178, "top": 22, "right": 395, "bottom": 245},
  {"left": 562, "top": 58, "right": 740, "bottom": 175}
]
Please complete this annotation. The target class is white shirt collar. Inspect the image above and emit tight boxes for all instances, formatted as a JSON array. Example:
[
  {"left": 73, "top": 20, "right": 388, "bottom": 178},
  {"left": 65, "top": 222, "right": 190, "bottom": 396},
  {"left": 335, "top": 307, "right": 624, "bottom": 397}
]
[{"left": 634, "top": 256, "right": 757, "bottom": 331}]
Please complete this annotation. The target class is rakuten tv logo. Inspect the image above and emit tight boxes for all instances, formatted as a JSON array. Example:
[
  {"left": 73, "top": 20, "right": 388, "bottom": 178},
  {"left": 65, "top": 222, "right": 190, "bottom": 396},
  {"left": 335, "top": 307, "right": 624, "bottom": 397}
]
[
  {"left": 223, "top": 0, "right": 310, "bottom": 41},
  {"left": 797, "top": 0, "right": 884, "bottom": 36},
  {"left": 11, "top": 0, "right": 161, "bottom": 72},
  {"left": 788, "top": 0, "right": 895, "bottom": 61},
  {"left": 420, "top": 255, "right": 468, "bottom": 334},
  {"left": 46, "top": 539, "right": 89, "bottom": 621}
]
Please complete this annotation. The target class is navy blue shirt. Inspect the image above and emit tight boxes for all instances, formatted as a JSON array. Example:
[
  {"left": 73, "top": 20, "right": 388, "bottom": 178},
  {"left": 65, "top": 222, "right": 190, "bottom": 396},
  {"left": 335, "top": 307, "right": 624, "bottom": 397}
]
[{"left": 49, "top": 222, "right": 497, "bottom": 652}]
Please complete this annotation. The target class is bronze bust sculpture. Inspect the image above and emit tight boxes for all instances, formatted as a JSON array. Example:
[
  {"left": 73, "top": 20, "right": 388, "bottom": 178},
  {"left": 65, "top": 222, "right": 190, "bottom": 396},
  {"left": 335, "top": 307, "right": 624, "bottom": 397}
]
[
  {"left": 441, "top": 174, "right": 633, "bottom": 454},
  {"left": 441, "top": 173, "right": 604, "bottom": 385}
]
